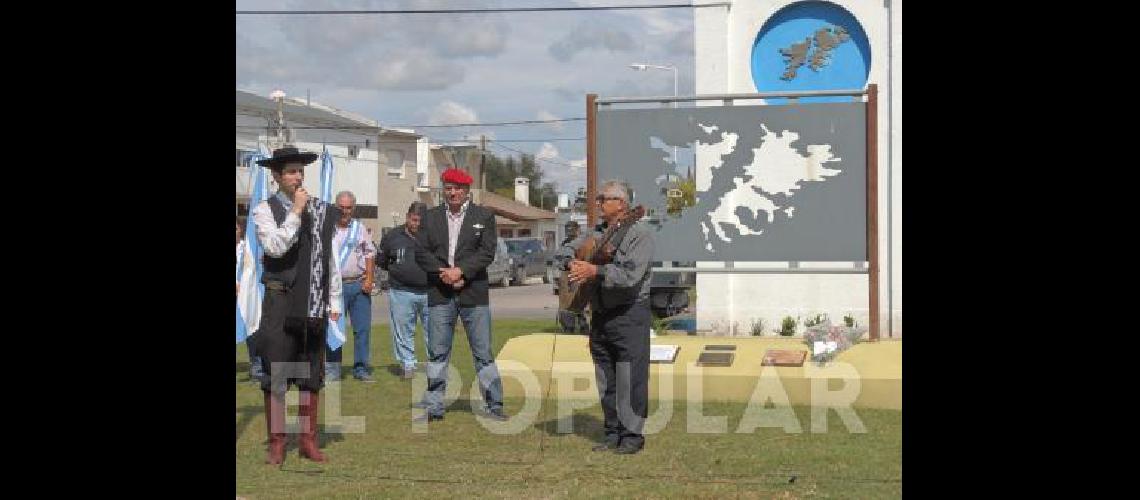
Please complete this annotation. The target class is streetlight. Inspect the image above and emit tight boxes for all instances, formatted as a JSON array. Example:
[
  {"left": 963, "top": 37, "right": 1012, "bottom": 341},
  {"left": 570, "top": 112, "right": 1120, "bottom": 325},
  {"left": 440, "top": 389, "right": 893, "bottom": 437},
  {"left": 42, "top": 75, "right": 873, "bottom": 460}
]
[
  {"left": 628, "top": 63, "right": 678, "bottom": 102},
  {"left": 630, "top": 63, "right": 679, "bottom": 177}
]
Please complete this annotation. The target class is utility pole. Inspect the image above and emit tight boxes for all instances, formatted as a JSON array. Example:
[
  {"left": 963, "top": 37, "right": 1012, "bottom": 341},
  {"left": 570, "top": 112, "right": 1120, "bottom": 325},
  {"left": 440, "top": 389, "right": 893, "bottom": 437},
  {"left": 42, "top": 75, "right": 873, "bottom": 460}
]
[
  {"left": 480, "top": 134, "right": 487, "bottom": 192},
  {"left": 270, "top": 89, "right": 286, "bottom": 148}
]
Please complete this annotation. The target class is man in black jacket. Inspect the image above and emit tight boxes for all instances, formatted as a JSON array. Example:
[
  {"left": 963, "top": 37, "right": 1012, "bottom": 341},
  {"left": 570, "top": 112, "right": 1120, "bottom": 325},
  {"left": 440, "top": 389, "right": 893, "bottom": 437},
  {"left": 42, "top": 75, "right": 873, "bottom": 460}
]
[{"left": 413, "top": 168, "right": 507, "bottom": 423}]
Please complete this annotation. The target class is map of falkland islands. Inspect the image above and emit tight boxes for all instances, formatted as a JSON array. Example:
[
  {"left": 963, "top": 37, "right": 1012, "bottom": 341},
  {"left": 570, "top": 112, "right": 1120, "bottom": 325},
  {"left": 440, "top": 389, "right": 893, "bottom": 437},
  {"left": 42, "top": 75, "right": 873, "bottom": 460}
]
[
  {"left": 696, "top": 123, "right": 842, "bottom": 253},
  {"left": 695, "top": 123, "right": 738, "bottom": 193}
]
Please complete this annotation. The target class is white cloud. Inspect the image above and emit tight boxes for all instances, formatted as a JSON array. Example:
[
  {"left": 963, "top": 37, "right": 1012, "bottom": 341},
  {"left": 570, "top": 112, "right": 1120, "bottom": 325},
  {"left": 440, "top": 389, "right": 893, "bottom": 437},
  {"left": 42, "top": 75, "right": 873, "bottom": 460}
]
[
  {"left": 280, "top": 12, "right": 384, "bottom": 54},
  {"left": 536, "top": 142, "right": 560, "bottom": 160},
  {"left": 428, "top": 101, "right": 479, "bottom": 125},
  {"left": 237, "top": 0, "right": 511, "bottom": 92},
  {"left": 364, "top": 48, "right": 458, "bottom": 90},
  {"left": 529, "top": 142, "right": 586, "bottom": 194},
  {"left": 548, "top": 21, "right": 638, "bottom": 62},
  {"left": 637, "top": 10, "right": 685, "bottom": 37},
  {"left": 571, "top": 0, "right": 685, "bottom": 36},
  {"left": 536, "top": 110, "right": 564, "bottom": 132},
  {"left": 437, "top": 23, "right": 511, "bottom": 58}
]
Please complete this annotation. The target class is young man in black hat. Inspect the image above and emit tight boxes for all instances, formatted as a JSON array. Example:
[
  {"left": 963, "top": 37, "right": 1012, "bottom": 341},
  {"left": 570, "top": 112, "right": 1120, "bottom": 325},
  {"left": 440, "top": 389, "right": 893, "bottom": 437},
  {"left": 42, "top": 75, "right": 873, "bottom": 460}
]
[{"left": 250, "top": 146, "right": 342, "bottom": 465}]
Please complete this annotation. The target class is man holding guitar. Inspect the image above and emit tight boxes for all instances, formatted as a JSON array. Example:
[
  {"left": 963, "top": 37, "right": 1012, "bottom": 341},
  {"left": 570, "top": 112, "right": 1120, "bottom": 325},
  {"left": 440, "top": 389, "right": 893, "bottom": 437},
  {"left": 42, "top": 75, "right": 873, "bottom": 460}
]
[{"left": 561, "top": 179, "right": 656, "bottom": 455}]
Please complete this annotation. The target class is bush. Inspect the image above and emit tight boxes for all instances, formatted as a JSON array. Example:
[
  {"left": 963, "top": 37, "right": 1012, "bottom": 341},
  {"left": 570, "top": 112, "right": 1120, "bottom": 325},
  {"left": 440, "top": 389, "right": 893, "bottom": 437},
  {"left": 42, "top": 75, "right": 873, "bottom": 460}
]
[
  {"left": 776, "top": 316, "right": 797, "bottom": 336},
  {"left": 804, "top": 313, "right": 827, "bottom": 328},
  {"left": 750, "top": 318, "right": 765, "bottom": 336}
]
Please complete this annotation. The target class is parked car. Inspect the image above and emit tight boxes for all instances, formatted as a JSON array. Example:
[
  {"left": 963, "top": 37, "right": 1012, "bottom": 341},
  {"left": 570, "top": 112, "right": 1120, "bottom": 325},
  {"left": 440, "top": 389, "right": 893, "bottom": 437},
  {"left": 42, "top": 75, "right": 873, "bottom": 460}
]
[
  {"left": 501, "top": 237, "right": 551, "bottom": 286},
  {"left": 487, "top": 239, "right": 512, "bottom": 287},
  {"left": 549, "top": 254, "right": 571, "bottom": 296}
]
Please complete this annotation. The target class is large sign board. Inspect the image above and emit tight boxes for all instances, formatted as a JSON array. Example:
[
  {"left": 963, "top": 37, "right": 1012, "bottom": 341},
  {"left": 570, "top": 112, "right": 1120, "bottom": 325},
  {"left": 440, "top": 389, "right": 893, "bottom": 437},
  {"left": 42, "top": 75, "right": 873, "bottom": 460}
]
[{"left": 596, "top": 102, "right": 865, "bottom": 261}]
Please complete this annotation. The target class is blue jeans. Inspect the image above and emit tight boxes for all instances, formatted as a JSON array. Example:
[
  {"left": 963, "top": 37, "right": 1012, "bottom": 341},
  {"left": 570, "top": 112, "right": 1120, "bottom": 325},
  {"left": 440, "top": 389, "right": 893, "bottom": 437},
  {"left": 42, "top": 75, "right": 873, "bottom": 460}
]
[
  {"left": 423, "top": 299, "right": 503, "bottom": 416},
  {"left": 388, "top": 287, "right": 430, "bottom": 370},
  {"left": 325, "top": 280, "right": 372, "bottom": 378}
]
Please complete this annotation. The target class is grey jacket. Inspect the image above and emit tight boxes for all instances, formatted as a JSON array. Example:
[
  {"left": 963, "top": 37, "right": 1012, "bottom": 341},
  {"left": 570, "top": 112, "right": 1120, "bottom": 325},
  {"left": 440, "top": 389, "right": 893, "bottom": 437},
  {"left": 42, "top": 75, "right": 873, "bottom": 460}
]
[{"left": 556, "top": 220, "right": 655, "bottom": 311}]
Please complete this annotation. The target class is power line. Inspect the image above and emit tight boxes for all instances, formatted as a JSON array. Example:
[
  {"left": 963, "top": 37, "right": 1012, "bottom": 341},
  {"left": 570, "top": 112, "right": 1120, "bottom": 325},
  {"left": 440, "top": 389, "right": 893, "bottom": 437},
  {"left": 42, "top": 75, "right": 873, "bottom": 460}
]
[
  {"left": 237, "top": 3, "right": 731, "bottom": 15},
  {"left": 488, "top": 141, "right": 580, "bottom": 169}
]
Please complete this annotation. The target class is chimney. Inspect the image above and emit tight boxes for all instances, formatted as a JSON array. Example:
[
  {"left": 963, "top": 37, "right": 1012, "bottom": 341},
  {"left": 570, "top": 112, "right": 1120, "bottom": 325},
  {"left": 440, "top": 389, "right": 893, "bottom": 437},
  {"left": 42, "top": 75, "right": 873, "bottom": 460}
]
[{"left": 514, "top": 177, "right": 530, "bottom": 205}]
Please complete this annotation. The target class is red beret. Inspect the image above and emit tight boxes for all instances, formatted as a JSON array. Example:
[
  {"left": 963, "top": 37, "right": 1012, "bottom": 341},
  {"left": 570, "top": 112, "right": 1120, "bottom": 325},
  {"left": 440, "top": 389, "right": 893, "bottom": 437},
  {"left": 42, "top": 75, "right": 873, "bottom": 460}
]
[{"left": 441, "top": 168, "right": 473, "bottom": 186}]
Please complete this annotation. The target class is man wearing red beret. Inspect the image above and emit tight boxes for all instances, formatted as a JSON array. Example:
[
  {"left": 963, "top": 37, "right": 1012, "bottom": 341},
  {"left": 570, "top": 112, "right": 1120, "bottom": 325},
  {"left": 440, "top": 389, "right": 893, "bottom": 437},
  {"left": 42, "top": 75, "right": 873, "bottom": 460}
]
[{"left": 413, "top": 168, "right": 507, "bottom": 423}]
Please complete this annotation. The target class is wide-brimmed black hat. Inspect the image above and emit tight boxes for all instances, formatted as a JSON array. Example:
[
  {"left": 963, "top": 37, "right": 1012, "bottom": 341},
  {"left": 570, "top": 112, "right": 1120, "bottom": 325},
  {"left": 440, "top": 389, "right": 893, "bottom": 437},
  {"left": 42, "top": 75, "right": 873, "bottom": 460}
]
[{"left": 256, "top": 146, "right": 319, "bottom": 169}]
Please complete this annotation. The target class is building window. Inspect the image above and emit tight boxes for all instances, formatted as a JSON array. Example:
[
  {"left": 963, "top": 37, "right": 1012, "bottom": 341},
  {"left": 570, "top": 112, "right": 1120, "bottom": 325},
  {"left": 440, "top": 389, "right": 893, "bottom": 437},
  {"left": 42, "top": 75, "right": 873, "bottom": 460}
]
[
  {"left": 544, "top": 231, "right": 556, "bottom": 249},
  {"left": 384, "top": 149, "right": 405, "bottom": 178},
  {"left": 348, "top": 145, "right": 360, "bottom": 158},
  {"left": 518, "top": 228, "right": 532, "bottom": 237},
  {"left": 499, "top": 228, "right": 513, "bottom": 238},
  {"left": 236, "top": 149, "right": 257, "bottom": 167}
]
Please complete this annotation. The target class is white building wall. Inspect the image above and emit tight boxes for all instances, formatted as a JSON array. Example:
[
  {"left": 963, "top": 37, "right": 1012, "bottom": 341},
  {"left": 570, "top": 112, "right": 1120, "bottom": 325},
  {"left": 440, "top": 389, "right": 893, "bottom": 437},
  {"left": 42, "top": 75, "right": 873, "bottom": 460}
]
[{"left": 235, "top": 113, "right": 381, "bottom": 233}]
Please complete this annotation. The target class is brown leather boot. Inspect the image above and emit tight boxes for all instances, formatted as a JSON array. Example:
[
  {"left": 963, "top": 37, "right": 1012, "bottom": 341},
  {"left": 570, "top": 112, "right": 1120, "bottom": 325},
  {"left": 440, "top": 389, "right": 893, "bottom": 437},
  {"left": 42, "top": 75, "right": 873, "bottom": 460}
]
[
  {"left": 297, "top": 391, "right": 327, "bottom": 462},
  {"left": 264, "top": 391, "right": 287, "bottom": 465}
]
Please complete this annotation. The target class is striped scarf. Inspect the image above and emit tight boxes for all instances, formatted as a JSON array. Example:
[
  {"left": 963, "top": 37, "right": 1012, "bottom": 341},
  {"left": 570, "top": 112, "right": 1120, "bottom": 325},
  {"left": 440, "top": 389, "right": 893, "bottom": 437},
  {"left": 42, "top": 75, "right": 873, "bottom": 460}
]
[{"left": 306, "top": 199, "right": 331, "bottom": 319}]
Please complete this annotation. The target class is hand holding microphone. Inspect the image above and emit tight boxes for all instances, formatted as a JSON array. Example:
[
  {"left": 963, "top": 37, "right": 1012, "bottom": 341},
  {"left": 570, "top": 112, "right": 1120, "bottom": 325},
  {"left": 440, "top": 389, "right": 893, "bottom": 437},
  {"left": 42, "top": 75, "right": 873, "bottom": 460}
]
[{"left": 291, "top": 186, "right": 310, "bottom": 215}]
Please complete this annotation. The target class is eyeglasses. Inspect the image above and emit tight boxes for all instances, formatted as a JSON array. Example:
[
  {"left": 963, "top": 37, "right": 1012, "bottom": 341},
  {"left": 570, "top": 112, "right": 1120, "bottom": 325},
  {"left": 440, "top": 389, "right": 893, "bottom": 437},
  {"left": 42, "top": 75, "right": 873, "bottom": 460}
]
[{"left": 594, "top": 195, "right": 624, "bottom": 203}]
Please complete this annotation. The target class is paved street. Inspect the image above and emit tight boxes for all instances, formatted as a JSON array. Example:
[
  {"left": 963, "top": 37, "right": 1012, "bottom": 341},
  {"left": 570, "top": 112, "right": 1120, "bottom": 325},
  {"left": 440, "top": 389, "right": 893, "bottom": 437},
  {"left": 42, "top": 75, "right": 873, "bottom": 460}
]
[{"left": 368, "top": 276, "right": 558, "bottom": 325}]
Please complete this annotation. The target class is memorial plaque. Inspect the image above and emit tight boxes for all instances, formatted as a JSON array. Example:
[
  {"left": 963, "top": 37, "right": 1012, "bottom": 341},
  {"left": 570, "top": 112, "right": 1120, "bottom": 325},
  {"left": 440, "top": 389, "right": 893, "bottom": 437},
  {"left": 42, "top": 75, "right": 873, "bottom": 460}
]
[
  {"left": 705, "top": 345, "right": 737, "bottom": 351},
  {"left": 650, "top": 345, "right": 680, "bottom": 364},
  {"left": 696, "top": 352, "right": 735, "bottom": 367},
  {"left": 761, "top": 349, "right": 807, "bottom": 367}
]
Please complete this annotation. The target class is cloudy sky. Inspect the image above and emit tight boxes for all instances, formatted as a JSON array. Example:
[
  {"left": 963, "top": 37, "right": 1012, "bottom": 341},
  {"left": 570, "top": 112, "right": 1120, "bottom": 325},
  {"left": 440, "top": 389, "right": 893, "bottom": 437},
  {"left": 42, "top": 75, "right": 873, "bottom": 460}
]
[{"left": 236, "top": 0, "right": 696, "bottom": 195}]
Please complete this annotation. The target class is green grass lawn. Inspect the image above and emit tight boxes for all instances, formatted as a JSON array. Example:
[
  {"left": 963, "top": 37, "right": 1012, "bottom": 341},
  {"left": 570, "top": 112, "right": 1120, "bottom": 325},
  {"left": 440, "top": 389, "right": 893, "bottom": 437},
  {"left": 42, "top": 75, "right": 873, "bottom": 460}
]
[{"left": 236, "top": 319, "right": 901, "bottom": 499}]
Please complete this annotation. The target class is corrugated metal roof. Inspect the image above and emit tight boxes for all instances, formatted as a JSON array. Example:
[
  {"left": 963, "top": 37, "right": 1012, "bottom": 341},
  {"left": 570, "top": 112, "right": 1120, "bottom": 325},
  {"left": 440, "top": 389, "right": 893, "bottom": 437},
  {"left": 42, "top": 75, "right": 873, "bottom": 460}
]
[
  {"left": 481, "top": 190, "right": 557, "bottom": 221},
  {"left": 236, "top": 89, "right": 420, "bottom": 139},
  {"left": 495, "top": 215, "right": 519, "bottom": 227}
]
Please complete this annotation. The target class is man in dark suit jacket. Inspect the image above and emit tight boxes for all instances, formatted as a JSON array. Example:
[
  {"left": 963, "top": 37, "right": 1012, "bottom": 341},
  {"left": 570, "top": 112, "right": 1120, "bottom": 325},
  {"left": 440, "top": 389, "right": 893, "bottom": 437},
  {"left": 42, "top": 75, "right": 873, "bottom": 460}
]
[{"left": 413, "top": 168, "right": 507, "bottom": 422}]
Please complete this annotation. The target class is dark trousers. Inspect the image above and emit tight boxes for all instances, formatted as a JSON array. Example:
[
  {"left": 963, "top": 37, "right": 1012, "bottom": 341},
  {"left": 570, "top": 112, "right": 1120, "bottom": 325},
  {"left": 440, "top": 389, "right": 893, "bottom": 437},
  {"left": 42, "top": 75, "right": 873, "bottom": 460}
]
[
  {"left": 245, "top": 334, "right": 263, "bottom": 373},
  {"left": 256, "top": 288, "right": 326, "bottom": 394},
  {"left": 589, "top": 300, "right": 651, "bottom": 446}
]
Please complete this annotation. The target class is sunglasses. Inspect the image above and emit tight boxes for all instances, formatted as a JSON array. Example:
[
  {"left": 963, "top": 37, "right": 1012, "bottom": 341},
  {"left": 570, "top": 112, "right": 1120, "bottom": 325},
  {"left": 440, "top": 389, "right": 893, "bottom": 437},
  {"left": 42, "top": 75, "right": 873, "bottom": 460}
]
[{"left": 594, "top": 195, "right": 624, "bottom": 202}]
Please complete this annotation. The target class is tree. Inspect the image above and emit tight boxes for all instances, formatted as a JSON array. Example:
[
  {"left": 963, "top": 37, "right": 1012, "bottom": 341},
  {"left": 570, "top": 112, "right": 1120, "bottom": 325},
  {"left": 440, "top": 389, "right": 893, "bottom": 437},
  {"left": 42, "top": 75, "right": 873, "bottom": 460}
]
[
  {"left": 666, "top": 177, "right": 696, "bottom": 216},
  {"left": 479, "top": 150, "right": 557, "bottom": 209}
]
